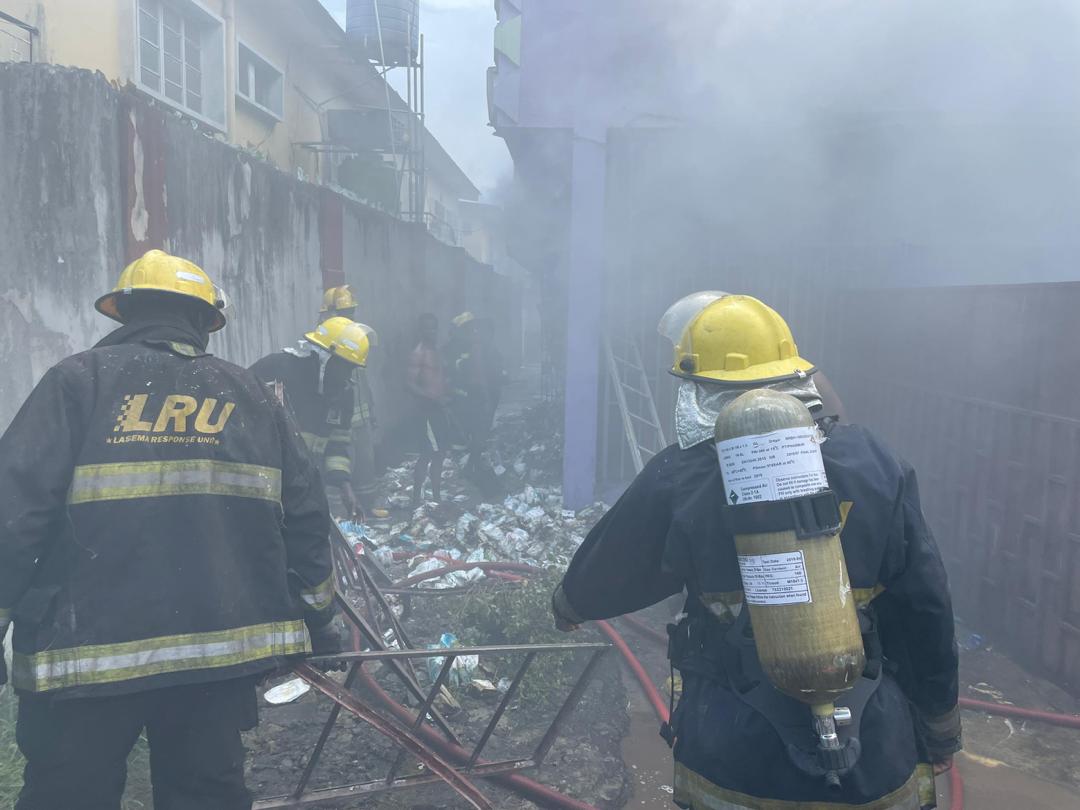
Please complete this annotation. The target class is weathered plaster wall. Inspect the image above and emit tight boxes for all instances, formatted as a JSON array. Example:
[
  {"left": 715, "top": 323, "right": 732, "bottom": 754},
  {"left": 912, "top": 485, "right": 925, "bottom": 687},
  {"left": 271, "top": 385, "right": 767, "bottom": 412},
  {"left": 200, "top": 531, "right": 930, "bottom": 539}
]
[
  {"left": 0, "top": 63, "right": 516, "bottom": 441},
  {"left": 0, "top": 63, "right": 124, "bottom": 428}
]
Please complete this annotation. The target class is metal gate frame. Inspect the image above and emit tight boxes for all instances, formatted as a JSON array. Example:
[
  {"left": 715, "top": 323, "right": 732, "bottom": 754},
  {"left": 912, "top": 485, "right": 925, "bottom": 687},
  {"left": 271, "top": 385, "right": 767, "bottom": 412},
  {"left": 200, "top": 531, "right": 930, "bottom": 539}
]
[{"left": 253, "top": 537, "right": 611, "bottom": 808}]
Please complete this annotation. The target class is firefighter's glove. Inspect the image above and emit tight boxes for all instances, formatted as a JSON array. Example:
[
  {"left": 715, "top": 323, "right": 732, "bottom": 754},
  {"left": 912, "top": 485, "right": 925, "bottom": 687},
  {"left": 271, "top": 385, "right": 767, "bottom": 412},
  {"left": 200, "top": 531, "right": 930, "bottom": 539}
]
[
  {"left": 308, "top": 620, "right": 349, "bottom": 672},
  {"left": 551, "top": 584, "right": 583, "bottom": 633},
  {"left": 338, "top": 482, "right": 358, "bottom": 521},
  {"left": 919, "top": 705, "right": 963, "bottom": 764}
]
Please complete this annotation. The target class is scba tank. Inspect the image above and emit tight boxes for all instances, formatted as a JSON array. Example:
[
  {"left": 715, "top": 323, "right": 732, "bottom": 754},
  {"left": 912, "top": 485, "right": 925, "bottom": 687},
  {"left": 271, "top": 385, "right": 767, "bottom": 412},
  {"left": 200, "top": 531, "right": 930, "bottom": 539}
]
[
  {"left": 346, "top": 0, "right": 420, "bottom": 66},
  {"left": 714, "top": 389, "right": 865, "bottom": 708}
]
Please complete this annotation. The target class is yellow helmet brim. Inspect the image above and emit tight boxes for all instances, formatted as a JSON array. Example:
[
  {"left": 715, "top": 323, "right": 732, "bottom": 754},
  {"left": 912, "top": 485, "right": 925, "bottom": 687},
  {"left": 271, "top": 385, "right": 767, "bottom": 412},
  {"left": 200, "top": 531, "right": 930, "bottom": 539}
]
[
  {"left": 94, "top": 288, "right": 227, "bottom": 332},
  {"left": 673, "top": 356, "right": 816, "bottom": 384}
]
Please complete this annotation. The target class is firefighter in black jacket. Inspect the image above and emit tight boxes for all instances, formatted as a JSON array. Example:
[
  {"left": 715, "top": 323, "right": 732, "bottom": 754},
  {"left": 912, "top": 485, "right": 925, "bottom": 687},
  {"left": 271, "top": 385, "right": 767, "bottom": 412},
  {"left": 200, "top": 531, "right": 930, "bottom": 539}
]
[
  {"left": 251, "top": 316, "right": 377, "bottom": 519},
  {"left": 0, "top": 250, "right": 340, "bottom": 810},
  {"left": 317, "top": 286, "right": 389, "bottom": 519},
  {"left": 553, "top": 293, "right": 961, "bottom": 810}
]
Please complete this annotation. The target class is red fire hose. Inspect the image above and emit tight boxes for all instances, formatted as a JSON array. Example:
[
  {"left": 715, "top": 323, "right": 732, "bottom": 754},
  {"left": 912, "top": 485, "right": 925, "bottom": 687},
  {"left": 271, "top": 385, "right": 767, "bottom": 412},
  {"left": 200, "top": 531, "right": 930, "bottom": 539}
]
[
  {"left": 956, "top": 697, "right": 1080, "bottom": 730},
  {"left": 596, "top": 620, "right": 670, "bottom": 723},
  {"left": 948, "top": 765, "right": 965, "bottom": 810},
  {"left": 400, "top": 561, "right": 1080, "bottom": 809},
  {"left": 355, "top": 664, "right": 599, "bottom": 809}
]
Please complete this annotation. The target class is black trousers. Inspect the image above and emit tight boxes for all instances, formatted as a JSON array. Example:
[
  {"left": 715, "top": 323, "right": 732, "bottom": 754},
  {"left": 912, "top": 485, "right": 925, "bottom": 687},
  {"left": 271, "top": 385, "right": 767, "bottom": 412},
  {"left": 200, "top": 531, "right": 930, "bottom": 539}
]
[{"left": 16, "top": 678, "right": 258, "bottom": 810}]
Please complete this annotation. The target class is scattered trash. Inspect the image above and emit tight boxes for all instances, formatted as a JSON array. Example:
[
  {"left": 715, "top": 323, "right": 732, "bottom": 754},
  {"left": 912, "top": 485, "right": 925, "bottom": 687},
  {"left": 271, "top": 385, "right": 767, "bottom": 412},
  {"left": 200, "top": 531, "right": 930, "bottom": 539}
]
[
  {"left": 968, "top": 682, "right": 1013, "bottom": 705},
  {"left": 960, "top": 632, "right": 985, "bottom": 652},
  {"left": 469, "top": 678, "right": 498, "bottom": 696},
  {"left": 426, "top": 633, "right": 480, "bottom": 686},
  {"left": 264, "top": 678, "right": 311, "bottom": 705}
]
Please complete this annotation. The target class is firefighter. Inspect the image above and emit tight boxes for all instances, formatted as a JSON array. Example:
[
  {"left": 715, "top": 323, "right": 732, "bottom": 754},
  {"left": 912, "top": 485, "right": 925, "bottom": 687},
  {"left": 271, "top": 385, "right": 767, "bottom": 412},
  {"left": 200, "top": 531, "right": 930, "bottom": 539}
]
[
  {"left": 408, "top": 313, "right": 453, "bottom": 506},
  {"left": 552, "top": 293, "right": 961, "bottom": 810},
  {"left": 251, "top": 315, "right": 376, "bottom": 521},
  {"left": 318, "top": 286, "right": 389, "bottom": 519},
  {"left": 449, "top": 314, "right": 506, "bottom": 482},
  {"left": 0, "top": 250, "right": 340, "bottom": 810}
]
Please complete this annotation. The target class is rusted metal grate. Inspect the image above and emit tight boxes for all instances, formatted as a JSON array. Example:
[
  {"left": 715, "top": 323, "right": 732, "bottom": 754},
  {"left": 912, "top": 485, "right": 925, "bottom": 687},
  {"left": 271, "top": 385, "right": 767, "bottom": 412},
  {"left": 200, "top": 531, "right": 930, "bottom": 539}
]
[{"left": 253, "top": 525, "right": 611, "bottom": 808}]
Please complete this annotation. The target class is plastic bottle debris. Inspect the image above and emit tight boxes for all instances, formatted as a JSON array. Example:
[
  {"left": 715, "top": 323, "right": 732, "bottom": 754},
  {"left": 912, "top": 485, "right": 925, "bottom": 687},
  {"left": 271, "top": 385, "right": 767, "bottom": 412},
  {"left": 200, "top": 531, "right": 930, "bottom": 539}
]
[
  {"left": 960, "top": 632, "right": 985, "bottom": 652},
  {"left": 264, "top": 678, "right": 311, "bottom": 705},
  {"left": 426, "top": 633, "right": 480, "bottom": 686}
]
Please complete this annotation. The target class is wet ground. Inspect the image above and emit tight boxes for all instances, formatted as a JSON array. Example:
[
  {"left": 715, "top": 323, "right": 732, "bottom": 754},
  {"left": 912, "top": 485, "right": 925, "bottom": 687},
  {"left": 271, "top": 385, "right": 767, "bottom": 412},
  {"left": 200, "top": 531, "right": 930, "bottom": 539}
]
[{"left": 613, "top": 605, "right": 1080, "bottom": 810}]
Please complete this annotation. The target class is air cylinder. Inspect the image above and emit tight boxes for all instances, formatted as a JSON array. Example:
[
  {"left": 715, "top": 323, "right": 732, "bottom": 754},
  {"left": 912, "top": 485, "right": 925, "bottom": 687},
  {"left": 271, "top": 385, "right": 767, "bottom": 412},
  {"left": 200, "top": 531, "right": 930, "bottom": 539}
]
[{"left": 714, "top": 389, "right": 864, "bottom": 709}]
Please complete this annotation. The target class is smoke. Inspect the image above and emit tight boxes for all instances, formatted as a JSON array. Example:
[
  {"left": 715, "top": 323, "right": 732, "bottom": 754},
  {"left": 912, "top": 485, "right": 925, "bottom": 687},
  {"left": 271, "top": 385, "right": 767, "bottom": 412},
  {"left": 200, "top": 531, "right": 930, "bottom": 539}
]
[
  {"left": 504, "top": 0, "right": 1080, "bottom": 292},
  {"left": 645, "top": 0, "right": 1080, "bottom": 287}
]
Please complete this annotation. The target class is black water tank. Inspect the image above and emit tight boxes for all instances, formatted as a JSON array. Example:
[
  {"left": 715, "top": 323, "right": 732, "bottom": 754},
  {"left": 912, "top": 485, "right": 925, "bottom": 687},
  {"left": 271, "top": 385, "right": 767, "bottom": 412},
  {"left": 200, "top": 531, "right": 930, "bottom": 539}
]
[{"left": 346, "top": 0, "right": 420, "bottom": 66}]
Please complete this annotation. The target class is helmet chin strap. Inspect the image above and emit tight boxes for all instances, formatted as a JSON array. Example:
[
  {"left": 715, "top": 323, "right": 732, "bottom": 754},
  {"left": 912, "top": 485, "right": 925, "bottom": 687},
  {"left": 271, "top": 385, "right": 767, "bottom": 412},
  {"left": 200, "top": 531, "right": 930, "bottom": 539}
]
[{"left": 295, "top": 339, "right": 334, "bottom": 394}]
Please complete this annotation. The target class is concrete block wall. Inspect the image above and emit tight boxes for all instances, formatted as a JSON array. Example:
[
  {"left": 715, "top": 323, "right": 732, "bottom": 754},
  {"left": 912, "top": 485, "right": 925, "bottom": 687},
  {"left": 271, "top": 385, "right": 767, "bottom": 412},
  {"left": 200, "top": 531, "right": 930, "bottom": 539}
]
[{"left": 0, "top": 62, "right": 516, "bottom": 438}]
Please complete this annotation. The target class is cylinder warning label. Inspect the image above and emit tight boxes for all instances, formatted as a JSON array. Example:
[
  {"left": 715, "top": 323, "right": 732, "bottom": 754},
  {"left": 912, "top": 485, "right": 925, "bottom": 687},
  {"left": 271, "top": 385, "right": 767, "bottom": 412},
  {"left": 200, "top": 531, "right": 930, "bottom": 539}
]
[
  {"left": 737, "top": 551, "right": 812, "bottom": 605},
  {"left": 716, "top": 426, "right": 829, "bottom": 505}
]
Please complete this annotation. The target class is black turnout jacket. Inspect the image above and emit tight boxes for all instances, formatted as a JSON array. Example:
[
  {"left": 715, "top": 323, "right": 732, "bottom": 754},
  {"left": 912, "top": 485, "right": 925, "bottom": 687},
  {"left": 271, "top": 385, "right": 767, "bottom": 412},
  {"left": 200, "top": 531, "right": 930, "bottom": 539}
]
[
  {"left": 0, "top": 327, "right": 334, "bottom": 697},
  {"left": 557, "top": 421, "right": 960, "bottom": 809}
]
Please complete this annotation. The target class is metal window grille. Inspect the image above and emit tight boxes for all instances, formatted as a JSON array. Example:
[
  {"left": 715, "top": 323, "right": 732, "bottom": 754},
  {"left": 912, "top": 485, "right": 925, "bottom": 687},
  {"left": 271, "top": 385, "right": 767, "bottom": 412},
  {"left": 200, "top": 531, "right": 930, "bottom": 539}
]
[
  {"left": 138, "top": 0, "right": 204, "bottom": 116},
  {"left": 0, "top": 11, "right": 37, "bottom": 63}
]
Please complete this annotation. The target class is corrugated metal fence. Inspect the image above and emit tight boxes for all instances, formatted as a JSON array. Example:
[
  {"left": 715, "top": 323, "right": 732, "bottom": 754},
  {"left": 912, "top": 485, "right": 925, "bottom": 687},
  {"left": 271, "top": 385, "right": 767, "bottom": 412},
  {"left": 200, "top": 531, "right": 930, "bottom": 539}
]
[{"left": 827, "top": 283, "right": 1080, "bottom": 694}]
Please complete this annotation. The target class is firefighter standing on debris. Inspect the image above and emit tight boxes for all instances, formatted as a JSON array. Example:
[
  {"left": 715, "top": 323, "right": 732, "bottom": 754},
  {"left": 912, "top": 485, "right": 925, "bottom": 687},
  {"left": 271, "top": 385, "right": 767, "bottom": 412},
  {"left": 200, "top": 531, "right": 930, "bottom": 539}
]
[
  {"left": 251, "top": 314, "right": 376, "bottom": 520},
  {"left": 319, "top": 285, "right": 389, "bottom": 519},
  {"left": 553, "top": 293, "right": 961, "bottom": 810},
  {"left": 0, "top": 250, "right": 340, "bottom": 810}
]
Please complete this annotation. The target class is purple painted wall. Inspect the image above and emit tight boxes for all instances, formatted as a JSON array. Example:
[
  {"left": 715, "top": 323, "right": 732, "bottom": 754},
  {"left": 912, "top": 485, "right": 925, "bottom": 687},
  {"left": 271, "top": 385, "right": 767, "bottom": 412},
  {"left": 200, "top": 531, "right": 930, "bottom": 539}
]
[{"left": 492, "top": 0, "right": 695, "bottom": 506}]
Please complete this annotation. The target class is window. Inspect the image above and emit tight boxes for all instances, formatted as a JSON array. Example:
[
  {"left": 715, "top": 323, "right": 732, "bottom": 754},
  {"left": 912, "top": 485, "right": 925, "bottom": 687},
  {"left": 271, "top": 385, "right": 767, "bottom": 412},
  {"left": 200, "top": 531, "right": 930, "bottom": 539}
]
[
  {"left": 137, "top": 0, "right": 225, "bottom": 126},
  {"left": 237, "top": 43, "right": 284, "bottom": 120},
  {"left": 0, "top": 12, "right": 36, "bottom": 63}
]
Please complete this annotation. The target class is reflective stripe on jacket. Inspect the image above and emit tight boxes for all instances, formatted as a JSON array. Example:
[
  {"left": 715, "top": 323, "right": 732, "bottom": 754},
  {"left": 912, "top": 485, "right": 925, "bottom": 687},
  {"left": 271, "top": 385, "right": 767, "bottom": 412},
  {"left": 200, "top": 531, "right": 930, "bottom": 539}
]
[
  {"left": 0, "top": 335, "right": 334, "bottom": 696},
  {"left": 250, "top": 350, "right": 356, "bottom": 486}
]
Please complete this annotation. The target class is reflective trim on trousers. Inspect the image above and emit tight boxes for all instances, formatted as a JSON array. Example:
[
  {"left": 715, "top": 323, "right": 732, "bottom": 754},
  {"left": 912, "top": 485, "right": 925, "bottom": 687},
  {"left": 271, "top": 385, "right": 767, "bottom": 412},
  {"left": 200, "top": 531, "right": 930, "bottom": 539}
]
[
  {"left": 325, "top": 455, "right": 351, "bottom": 475},
  {"left": 301, "top": 432, "right": 328, "bottom": 455},
  {"left": 673, "top": 763, "right": 926, "bottom": 810},
  {"left": 68, "top": 460, "right": 282, "bottom": 504},
  {"left": 12, "top": 620, "right": 310, "bottom": 692},
  {"left": 300, "top": 575, "right": 335, "bottom": 611}
]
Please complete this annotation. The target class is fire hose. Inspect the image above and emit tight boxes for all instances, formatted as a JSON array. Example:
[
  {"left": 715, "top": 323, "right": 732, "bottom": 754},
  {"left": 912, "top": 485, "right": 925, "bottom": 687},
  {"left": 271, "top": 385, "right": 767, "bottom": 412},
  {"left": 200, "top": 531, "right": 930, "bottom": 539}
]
[{"left": 392, "top": 558, "right": 1080, "bottom": 810}]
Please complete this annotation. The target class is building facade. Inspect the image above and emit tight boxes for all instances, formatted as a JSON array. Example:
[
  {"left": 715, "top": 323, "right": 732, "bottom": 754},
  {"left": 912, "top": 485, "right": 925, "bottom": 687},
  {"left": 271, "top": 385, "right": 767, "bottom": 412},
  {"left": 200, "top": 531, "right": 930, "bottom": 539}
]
[{"left": 2, "top": 0, "right": 482, "bottom": 251}]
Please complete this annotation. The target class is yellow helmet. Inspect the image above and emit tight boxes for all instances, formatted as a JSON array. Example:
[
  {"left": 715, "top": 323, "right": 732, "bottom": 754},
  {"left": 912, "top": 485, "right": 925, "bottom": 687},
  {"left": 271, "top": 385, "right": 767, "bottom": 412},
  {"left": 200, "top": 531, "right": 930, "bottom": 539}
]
[
  {"left": 452, "top": 311, "right": 476, "bottom": 328},
  {"left": 663, "top": 294, "right": 815, "bottom": 383},
  {"left": 305, "top": 317, "right": 376, "bottom": 367},
  {"left": 96, "top": 250, "right": 228, "bottom": 332},
  {"left": 320, "top": 285, "right": 359, "bottom": 315}
]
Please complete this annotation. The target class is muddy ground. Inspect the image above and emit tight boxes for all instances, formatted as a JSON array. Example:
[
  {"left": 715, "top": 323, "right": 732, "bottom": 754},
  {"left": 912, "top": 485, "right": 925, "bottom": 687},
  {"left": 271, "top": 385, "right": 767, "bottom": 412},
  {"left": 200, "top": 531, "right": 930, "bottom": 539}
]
[{"left": 245, "top": 587, "right": 632, "bottom": 810}]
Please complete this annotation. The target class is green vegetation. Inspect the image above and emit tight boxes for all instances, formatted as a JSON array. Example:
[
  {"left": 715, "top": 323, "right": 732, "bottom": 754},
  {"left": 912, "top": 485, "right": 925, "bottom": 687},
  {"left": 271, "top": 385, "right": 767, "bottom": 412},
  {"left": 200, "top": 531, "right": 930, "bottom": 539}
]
[
  {"left": 457, "top": 573, "right": 591, "bottom": 706},
  {"left": 1, "top": 687, "right": 22, "bottom": 808},
  {"left": 0, "top": 685, "right": 154, "bottom": 809}
]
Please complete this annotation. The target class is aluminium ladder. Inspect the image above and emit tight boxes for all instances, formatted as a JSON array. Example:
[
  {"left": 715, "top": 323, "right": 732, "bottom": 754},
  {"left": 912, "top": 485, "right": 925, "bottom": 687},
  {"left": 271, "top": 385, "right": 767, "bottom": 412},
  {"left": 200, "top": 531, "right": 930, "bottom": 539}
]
[{"left": 603, "top": 333, "right": 668, "bottom": 474}]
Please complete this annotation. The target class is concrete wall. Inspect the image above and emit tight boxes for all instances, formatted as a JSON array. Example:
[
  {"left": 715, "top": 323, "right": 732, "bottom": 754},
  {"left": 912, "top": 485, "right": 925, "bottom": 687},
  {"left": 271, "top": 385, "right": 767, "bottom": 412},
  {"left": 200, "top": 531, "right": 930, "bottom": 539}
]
[
  {"left": 4, "top": 0, "right": 128, "bottom": 78},
  {"left": 0, "top": 62, "right": 516, "bottom": 441},
  {"left": 0, "top": 63, "right": 125, "bottom": 428},
  {"left": 9, "top": 0, "right": 485, "bottom": 257}
]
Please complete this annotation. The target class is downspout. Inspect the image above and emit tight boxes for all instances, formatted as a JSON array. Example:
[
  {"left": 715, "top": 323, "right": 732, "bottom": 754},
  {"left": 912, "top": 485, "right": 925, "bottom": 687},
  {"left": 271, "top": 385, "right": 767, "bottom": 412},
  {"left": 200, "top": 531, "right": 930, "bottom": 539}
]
[{"left": 224, "top": 0, "right": 237, "bottom": 139}]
